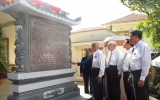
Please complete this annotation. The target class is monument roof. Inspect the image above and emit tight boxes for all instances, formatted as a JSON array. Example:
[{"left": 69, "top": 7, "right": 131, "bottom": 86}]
[
  {"left": 105, "top": 13, "right": 147, "bottom": 25},
  {"left": 0, "top": 0, "right": 81, "bottom": 26}
]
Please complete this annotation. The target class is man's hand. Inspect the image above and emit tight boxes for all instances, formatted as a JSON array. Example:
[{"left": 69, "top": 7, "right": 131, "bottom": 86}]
[
  {"left": 117, "top": 74, "right": 121, "bottom": 80},
  {"left": 95, "top": 77, "right": 102, "bottom": 83},
  {"left": 138, "top": 80, "right": 145, "bottom": 87},
  {"left": 72, "top": 62, "right": 77, "bottom": 64},
  {"left": 80, "top": 73, "right": 83, "bottom": 77}
]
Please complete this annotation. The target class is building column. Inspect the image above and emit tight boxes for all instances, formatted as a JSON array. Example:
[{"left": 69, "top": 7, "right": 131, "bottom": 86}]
[{"left": 9, "top": 12, "right": 25, "bottom": 72}]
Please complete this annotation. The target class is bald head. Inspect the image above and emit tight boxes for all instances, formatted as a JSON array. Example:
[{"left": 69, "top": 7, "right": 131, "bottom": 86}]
[{"left": 91, "top": 42, "right": 100, "bottom": 52}]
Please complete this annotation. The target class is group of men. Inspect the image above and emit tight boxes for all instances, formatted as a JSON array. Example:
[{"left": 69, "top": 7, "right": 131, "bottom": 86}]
[{"left": 73, "top": 30, "right": 151, "bottom": 100}]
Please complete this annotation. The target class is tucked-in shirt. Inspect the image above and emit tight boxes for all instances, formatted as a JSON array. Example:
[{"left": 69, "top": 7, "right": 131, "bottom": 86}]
[
  {"left": 130, "top": 41, "right": 151, "bottom": 81},
  {"left": 122, "top": 47, "right": 133, "bottom": 72},
  {"left": 108, "top": 49, "right": 123, "bottom": 74},
  {"left": 92, "top": 49, "right": 105, "bottom": 77}
]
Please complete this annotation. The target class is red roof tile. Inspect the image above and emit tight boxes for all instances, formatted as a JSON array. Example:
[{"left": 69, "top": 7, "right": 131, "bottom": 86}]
[{"left": 105, "top": 13, "right": 147, "bottom": 24}]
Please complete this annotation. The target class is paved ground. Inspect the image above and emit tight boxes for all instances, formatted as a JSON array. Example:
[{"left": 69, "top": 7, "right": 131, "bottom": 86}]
[
  {"left": 68, "top": 85, "right": 92, "bottom": 100},
  {"left": 0, "top": 79, "right": 158, "bottom": 100},
  {"left": 0, "top": 79, "right": 12, "bottom": 100}
]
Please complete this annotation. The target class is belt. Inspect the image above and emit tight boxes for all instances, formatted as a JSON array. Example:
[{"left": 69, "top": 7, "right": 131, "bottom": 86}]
[
  {"left": 91, "top": 67, "right": 100, "bottom": 70},
  {"left": 123, "top": 71, "right": 130, "bottom": 73},
  {"left": 123, "top": 71, "right": 130, "bottom": 74},
  {"left": 123, "top": 69, "right": 142, "bottom": 73},
  {"left": 130, "top": 69, "right": 142, "bottom": 73},
  {"left": 109, "top": 65, "right": 117, "bottom": 67}
]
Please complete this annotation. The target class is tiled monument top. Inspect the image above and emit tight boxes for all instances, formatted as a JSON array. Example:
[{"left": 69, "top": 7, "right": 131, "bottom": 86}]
[{"left": 0, "top": 0, "right": 81, "bottom": 26}]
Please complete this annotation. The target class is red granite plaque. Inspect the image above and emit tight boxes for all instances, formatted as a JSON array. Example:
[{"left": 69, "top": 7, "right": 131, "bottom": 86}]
[{"left": 29, "top": 15, "right": 70, "bottom": 72}]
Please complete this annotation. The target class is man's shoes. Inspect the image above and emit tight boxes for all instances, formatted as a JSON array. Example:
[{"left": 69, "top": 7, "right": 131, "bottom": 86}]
[{"left": 87, "top": 97, "right": 93, "bottom": 100}]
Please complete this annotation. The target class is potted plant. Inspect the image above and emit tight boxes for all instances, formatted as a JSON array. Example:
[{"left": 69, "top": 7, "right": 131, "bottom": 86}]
[{"left": 0, "top": 24, "right": 8, "bottom": 84}]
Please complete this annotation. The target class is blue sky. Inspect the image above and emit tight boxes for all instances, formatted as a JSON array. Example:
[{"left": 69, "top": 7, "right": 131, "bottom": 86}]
[{"left": 42, "top": 0, "right": 135, "bottom": 31}]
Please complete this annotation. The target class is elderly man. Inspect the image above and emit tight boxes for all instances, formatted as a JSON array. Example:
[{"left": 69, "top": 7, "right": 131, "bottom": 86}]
[
  {"left": 129, "top": 30, "right": 151, "bottom": 100},
  {"left": 90, "top": 42, "right": 105, "bottom": 100},
  {"left": 107, "top": 41, "right": 123, "bottom": 100},
  {"left": 72, "top": 42, "right": 106, "bottom": 100},
  {"left": 122, "top": 39, "right": 134, "bottom": 100}
]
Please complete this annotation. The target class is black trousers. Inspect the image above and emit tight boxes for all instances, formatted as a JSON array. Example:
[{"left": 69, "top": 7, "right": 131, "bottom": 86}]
[
  {"left": 131, "top": 70, "right": 149, "bottom": 100},
  {"left": 107, "top": 65, "right": 120, "bottom": 100},
  {"left": 83, "top": 73, "right": 92, "bottom": 94},
  {"left": 123, "top": 71, "right": 132, "bottom": 100},
  {"left": 91, "top": 69, "right": 103, "bottom": 100}
]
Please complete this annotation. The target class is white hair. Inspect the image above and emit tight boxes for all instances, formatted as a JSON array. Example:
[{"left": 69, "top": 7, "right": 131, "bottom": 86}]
[
  {"left": 92, "top": 42, "right": 100, "bottom": 48},
  {"left": 107, "top": 41, "right": 117, "bottom": 46}
]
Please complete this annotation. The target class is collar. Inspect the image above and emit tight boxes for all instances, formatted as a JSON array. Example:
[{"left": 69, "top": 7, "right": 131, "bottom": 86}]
[
  {"left": 111, "top": 49, "right": 116, "bottom": 53},
  {"left": 134, "top": 40, "right": 142, "bottom": 49},
  {"left": 127, "top": 47, "right": 133, "bottom": 53},
  {"left": 93, "top": 49, "right": 99, "bottom": 55}
]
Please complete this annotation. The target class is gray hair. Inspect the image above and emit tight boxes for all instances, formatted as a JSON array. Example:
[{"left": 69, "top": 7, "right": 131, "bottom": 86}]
[
  {"left": 92, "top": 42, "right": 100, "bottom": 48},
  {"left": 107, "top": 41, "right": 117, "bottom": 46}
]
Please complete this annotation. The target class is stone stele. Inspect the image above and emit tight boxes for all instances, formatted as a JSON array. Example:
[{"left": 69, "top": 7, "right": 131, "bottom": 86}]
[{"left": 0, "top": 0, "right": 81, "bottom": 100}]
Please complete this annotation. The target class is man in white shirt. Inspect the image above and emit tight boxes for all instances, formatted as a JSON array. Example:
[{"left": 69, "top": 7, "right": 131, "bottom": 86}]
[
  {"left": 91, "top": 42, "right": 105, "bottom": 100},
  {"left": 129, "top": 30, "right": 151, "bottom": 100},
  {"left": 122, "top": 39, "right": 134, "bottom": 100},
  {"left": 107, "top": 41, "right": 123, "bottom": 100}
]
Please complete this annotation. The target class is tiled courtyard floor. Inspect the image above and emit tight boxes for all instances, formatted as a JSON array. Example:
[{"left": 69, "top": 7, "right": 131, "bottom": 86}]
[{"left": 0, "top": 79, "right": 158, "bottom": 100}]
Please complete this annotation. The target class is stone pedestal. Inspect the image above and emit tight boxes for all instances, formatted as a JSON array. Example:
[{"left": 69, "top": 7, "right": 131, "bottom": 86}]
[
  {"left": 7, "top": 68, "right": 79, "bottom": 100},
  {"left": 0, "top": 0, "right": 81, "bottom": 100}
]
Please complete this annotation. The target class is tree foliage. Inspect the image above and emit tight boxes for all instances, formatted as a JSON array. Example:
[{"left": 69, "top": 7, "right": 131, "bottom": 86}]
[
  {"left": 0, "top": 25, "right": 8, "bottom": 73},
  {"left": 121, "top": 0, "right": 160, "bottom": 48}
]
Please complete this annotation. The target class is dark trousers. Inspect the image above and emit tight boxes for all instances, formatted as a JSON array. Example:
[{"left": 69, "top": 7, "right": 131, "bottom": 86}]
[
  {"left": 91, "top": 69, "right": 103, "bottom": 100},
  {"left": 107, "top": 65, "right": 120, "bottom": 100},
  {"left": 103, "top": 68, "right": 107, "bottom": 97},
  {"left": 131, "top": 70, "right": 149, "bottom": 100},
  {"left": 83, "top": 73, "right": 92, "bottom": 94},
  {"left": 123, "top": 72, "right": 132, "bottom": 100}
]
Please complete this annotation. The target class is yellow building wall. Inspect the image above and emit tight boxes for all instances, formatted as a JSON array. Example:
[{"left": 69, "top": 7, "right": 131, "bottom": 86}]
[
  {"left": 72, "top": 47, "right": 84, "bottom": 82},
  {"left": 142, "top": 36, "right": 152, "bottom": 48},
  {"left": 3, "top": 25, "right": 15, "bottom": 65},
  {"left": 72, "top": 29, "right": 117, "bottom": 43},
  {"left": 104, "top": 22, "right": 153, "bottom": 48},
  {"left": 103, "top": 22, "right": 137, "bottom": 32}
]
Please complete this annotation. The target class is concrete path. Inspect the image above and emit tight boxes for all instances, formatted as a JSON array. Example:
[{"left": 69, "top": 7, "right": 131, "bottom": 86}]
[
  {"left": 68, "top": 85, "right": 92, "bottom": 100},
  {"left": 0, "top": 79, "right": 12, "bottom": 100}
]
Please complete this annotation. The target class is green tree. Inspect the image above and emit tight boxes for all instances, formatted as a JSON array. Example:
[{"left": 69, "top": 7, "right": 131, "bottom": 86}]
[
  {"left": 121, "top": 0, "right": 160, "bottom": 48},
  {"left": 0, "top": 25, "right": 8, "bottom": 73}
]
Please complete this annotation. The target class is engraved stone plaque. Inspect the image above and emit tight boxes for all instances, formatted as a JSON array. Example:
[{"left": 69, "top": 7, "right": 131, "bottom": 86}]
[{"left": 29, "top": 15, "right": 70, "bottom": 72}]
